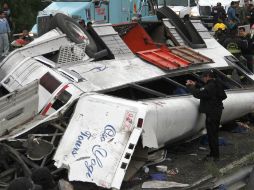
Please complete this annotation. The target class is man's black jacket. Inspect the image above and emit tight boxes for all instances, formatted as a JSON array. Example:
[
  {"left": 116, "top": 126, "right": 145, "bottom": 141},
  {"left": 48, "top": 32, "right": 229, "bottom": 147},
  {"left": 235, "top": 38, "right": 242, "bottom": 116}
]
[{"left": 187, "top": 79, "right": 226, "bottom": 114}]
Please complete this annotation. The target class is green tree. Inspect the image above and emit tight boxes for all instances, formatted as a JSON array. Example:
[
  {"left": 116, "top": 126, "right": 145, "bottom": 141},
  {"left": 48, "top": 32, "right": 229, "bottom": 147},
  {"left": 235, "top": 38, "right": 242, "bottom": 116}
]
[{"left": 1, "top": 0, "right": 49, "bottom": 33}]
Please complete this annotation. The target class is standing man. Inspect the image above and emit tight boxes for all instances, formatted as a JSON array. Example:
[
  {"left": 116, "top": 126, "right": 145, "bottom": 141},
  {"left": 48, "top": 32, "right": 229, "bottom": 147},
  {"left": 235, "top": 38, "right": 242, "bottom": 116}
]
[
  {"left": 2, "top": 2, "right": 13, "bottom": 31},
  {"left": 0, "top": 10, "right": 10, "bottom": 57},
  {"left": 211, "top": 2, "right": 226, "bottom": 24},
  {"left": 186, "top": 70, "right": 227, "bottom": 161},
  {"left": 227, "top": 1, "right": 240, "bottom": 24}
]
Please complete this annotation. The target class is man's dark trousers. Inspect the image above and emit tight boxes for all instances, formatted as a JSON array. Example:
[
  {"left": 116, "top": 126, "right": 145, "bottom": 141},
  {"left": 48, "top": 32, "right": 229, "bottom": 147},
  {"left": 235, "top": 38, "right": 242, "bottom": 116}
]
[{"left": 205, "top": 109, "right": 222, "bottom": 158}]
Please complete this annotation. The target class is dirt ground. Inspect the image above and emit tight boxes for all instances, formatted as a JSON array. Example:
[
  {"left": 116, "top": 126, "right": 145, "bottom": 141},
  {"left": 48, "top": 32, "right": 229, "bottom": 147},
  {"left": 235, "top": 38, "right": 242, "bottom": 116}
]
[{"left": 122, "top": 121, "right": 254, "bottom": 190}]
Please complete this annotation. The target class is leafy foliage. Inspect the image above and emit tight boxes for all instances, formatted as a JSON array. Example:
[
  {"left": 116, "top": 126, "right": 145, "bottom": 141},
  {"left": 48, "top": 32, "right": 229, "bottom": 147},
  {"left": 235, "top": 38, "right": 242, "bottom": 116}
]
[{"left": 0, "top": 0, "right": 49, "bottom": 33}]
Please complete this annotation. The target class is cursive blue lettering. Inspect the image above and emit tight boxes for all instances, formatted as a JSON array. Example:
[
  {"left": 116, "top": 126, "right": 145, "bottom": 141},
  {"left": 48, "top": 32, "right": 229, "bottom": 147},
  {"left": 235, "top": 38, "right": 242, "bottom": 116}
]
[
  {"left": 83, "top": 65, "right": 107, "bottom": 74},
  {"left": 100, "top": 125, "right": 116, "bottom": 142},
  {"left": 72, "top": 131, "right": 91, "bottom": 157},
  {"left": 85, "top": 145, "right": 107, "bottom": 178},
  {"left": 92, "top": 145, "right": 107, "bottom": 168}
]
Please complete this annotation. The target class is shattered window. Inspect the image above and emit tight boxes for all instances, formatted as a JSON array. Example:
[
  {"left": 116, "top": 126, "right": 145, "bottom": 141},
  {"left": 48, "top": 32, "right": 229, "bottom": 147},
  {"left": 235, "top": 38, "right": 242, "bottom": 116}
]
[
  {"left": 104, "top": 76, "right": 190, "bottom": 100},
  {"left": 137, "top": 77, "right": 189, "bottom": 96},
  {"left": 104, "top": 85, "right": 161, "bottom": 100},
  {"left": 169, "top": 73, "right": 203, "bottom": 87},
  {"left": 0, "top": 85, "right": 9, "bottom": 98},
  {"left": 40, "top": 72, "right": 61, "bottom": 93},
  {"left": 194, "top": 69, "right": 242, "bottom": 89},
  {"left": 218, "top": 68, "right": 254, "bottom": 88},
  {"left": 52, "top": 90, "right": 72, "bottom": 110}
]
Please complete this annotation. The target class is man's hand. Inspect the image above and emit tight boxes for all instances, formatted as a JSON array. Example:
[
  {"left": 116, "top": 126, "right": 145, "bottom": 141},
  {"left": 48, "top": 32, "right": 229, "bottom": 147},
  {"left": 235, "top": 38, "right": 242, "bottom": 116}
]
[{"left": 186, "top": 80, "right": 196, "bottom": 86}]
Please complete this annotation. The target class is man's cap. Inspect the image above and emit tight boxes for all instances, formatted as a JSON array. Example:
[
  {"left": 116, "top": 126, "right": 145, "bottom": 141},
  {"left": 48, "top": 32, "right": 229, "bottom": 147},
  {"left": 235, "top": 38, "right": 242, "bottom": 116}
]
[{"left": 201, "top": 70, "right": 215, "bottom": 78}]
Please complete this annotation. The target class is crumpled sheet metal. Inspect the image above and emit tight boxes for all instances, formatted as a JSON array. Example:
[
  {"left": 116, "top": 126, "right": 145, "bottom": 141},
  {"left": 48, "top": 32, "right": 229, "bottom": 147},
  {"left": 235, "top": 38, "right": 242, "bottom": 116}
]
[
  {"left": 142, "top": 180, "right": 189, "bottom": 189},
  {"left": 54, "top": 94, "right": 146, "bottom": 189}
]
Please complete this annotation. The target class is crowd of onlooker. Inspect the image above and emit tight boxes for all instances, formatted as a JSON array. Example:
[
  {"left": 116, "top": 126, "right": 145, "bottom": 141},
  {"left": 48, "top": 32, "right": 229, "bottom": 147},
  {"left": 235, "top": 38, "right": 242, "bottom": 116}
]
[
  {"left": 0, "top": 2, "right": 11, "bottom": 57},
  {"left": 211, "top": 1, "right": 254, "bottom": 72},
  {"left": 0, "top": 2, "right": 33, "bottom": 58}
]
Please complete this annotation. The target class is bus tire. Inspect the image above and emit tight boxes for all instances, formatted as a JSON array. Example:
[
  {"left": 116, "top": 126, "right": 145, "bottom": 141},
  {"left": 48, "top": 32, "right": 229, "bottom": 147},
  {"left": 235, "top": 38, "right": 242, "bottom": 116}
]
[{"left": 51, "top": 13, "right": 97, "bottom": 57}]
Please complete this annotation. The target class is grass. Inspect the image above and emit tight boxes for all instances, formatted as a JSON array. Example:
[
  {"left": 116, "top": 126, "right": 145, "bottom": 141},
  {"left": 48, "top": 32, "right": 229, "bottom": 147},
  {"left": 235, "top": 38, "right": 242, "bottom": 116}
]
[{"left": 204, "top": 161, "right": 221, "bottom": 177}]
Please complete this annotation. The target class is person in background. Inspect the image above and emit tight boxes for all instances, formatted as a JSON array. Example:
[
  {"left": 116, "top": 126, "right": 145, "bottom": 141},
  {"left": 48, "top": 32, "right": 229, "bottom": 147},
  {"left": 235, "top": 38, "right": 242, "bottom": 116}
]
[
  {"left": 2, "top": 2, "right": 12, "bottom": 30},
  {"left": 20, "top": 29, "right": 33, "bottom": 43},
  {"left": 0, "top": 10, "right": 10, "bottom": 57},
  {"left": 186, "top": 70, "right": 227, "bottom": 162},
  {"left": 227, "top": 1, "right": 240, "bottom": 24},
  {"left": 211, "top": 2, "right": 226, "bottom": 24},
  {"left": 248, "top": 4, "right": 254, "bottom": 25},
  {"left": 79, "top": 19, "right": 86, "bottom": 29},
  {"left": 213, "top": 21, "right": 227, "bottom": 44},
  {"left": 86, "top": 21, "right": 93, "bottom": 30},
  {"left": 222, "top": 27, "right": 245, "bottom": 57},
  {"left": 238, "top": 26, "right": 254, "bottom": 72},
  {"left": 236, "top": 0, "right": 250, "bottom": 24},
  {"left": 11, "top": 29, "right": 33, "bottom": 48}
]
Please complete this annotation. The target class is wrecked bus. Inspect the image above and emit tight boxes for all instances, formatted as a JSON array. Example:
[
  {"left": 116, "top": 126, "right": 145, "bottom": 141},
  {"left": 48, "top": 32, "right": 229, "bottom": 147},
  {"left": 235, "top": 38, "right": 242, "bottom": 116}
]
[{"left": 1, "top": 11, "right": 254, "bottom": 189}]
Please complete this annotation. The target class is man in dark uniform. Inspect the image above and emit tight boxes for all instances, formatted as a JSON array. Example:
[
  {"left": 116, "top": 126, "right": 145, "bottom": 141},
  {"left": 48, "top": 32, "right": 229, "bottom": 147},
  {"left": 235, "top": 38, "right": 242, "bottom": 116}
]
[
  {"left": 186, "top": 70, "right": 227, "bottom": 161},
  {"left": 211, "top": 2, "right": 226, "bottom": 24}
]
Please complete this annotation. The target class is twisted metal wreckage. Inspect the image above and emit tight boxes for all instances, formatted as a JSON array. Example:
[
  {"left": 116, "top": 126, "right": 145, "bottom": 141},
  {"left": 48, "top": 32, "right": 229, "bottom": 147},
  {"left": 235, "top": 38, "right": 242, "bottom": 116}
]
[{"left": 0, "top": 10, "right": 254, "bottom": 189}]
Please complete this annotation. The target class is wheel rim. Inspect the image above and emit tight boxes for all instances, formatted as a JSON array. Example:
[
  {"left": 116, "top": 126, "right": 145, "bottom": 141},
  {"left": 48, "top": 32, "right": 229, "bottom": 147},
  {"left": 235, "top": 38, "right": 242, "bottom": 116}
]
[{"left": 66, "top": 21, "right": 90, "bottom": 45}]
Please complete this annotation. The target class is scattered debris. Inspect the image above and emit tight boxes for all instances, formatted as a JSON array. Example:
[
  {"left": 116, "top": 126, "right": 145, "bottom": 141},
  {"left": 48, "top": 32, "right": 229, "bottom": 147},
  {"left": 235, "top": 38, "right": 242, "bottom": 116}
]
[
  {"left": 167, "top": 168, "right": 179, "bottom": 176},
  {"left": 231, "top": 122, "right": 249, "bottom": 133},
  {"left": 155, "top": 165, "right": 168, "bottom": 173},
  {"left": 189, "top": 153, "right": 198, "bottom": 156},
  {"left": 142, "top": 180, "right": 189, "bottom": 189},
  {"left": 199, "top": 146, "right": 208, "bottom": 151},
  {"left": 147, "top": 149, "right": 167, "bottom": 166},
  {"left": 143, "top": 166, "right": 150, "bottom": 174},
  {"left": 25, "top": 136, "right": 54, "bottom": 161},
  {"left": 149, "top": 173, "right": 168, "bottom": 181}
]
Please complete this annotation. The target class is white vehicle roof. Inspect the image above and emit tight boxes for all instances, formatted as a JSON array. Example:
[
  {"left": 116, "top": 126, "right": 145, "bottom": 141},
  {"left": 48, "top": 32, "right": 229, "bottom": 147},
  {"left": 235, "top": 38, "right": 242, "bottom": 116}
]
[{"left": 198, "top": 0, "right": 232, "bottom": 6}]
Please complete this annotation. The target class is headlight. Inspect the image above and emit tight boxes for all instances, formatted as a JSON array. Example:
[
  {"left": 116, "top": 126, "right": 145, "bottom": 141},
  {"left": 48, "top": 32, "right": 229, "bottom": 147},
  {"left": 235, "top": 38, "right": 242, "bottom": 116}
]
[
  {"left": 175, "top": 11, "right": 180, "bottom": 15},
  {"left": 191, "top": 11, "right": 199, "bottom": 17}
]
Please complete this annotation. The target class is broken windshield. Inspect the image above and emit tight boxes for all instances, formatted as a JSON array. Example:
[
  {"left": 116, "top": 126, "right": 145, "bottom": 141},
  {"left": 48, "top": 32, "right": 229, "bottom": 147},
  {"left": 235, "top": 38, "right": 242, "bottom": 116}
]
[{"left": 158, "top": 0, "right": 188, "bottom": 6}]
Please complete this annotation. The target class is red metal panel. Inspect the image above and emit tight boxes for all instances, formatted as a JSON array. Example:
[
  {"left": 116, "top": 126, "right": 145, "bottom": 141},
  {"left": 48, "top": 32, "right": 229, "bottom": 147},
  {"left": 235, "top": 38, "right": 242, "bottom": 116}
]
[
  {"left": 114, "top": 22, "right": 212, "bottom": 70},
  {"left": 121, "top": 23, "right": 157, "bottom": 53},
  {"left": 169, "top": 46, "right": 213, "bottom": 64},
  {"left": 137, "top": 48, "right": 191, "bottom": 70}
]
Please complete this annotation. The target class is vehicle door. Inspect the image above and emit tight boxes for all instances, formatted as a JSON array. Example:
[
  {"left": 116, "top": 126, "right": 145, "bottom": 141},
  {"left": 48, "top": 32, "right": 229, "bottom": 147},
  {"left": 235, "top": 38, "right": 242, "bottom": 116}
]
[
  {"left": 93, "top": 0, "right": 109, "bottom": 23},
  {"left": 0, "top": 80, "right": 39, "bottom": 136}
]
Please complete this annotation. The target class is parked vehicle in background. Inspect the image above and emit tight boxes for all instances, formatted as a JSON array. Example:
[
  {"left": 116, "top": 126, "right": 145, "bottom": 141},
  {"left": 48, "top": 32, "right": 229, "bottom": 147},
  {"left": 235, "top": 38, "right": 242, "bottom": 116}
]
[
  {"left": 195, "top": 0, "right": 231, "bottom": 28},
  {"left": 33, "top": 0, "right": 158, "bottom": 36},
  {"left": 157, "top": 0, "right": 198, "bottom": 18}
]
